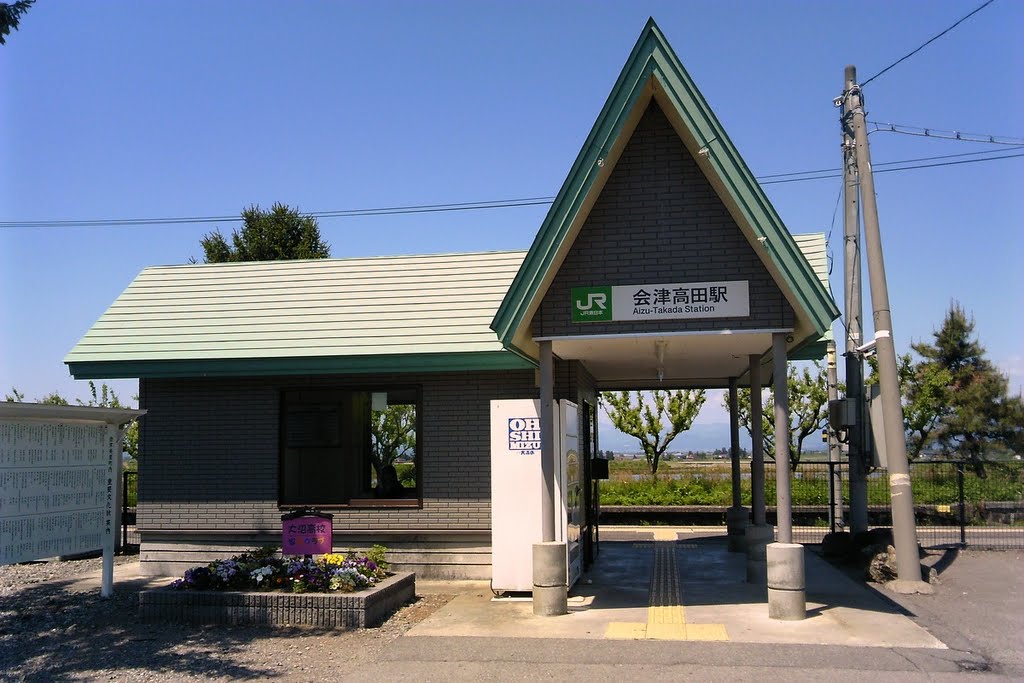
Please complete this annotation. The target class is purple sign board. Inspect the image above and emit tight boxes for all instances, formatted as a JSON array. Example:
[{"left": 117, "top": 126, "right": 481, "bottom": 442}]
[{"left": 281, "top": 515, "right": 333, "bottom": 556}]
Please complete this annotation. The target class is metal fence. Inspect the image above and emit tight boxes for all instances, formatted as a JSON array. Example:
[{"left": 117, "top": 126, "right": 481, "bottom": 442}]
[
  {"left": 120, "top": 470, "right": 139, "bottom": 552},
  {"left": 768, "top": 460, "right": 1024, "bottom": 548},
  {"left": 119, "top": 460, "right": 1022, "bottom": 552}
]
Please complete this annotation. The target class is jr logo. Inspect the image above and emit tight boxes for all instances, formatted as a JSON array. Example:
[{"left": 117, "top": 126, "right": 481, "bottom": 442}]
[
  {"left": 571, "top": 286, "right": 613, "bottom": 322},
  {"left": 576, "top": 293, "right": 606, "bottom": 311}
]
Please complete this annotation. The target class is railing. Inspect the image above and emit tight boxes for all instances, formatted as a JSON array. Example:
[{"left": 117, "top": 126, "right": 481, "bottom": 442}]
[
  {"left": 121, "top": 470, "right": 139, "bottom": 552},
  {"left": 768, "top": 460, "right": 1023, "bottom": 548},
  {"left": 599, "top": 458, "right": 1023, "bottom": 549}
]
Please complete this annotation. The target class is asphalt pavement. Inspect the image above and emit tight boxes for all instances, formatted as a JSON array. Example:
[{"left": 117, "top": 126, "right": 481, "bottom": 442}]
[{"left": 401, "top": 528, "right": 1023, "bottom": 681}]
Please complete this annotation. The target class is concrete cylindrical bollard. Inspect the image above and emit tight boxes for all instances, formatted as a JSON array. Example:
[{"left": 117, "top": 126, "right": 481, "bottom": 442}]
[
  {"left": 533, "top": 541, "right": 567, "bottom": 616},
  {"left": 766, "top": 542, "right": 806, "bottom": 620},
  {"left": 745, "top": 524, "right": 774, "bottom": 584},
  {"left": 726, "top": 505, "right": 750, "bottom": 553}
]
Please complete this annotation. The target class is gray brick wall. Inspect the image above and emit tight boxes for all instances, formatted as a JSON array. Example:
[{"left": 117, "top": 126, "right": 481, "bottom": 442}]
[
  {"left": 138, "top": 369, "right": 537, "bottom": 536},
  {"left": 536, "top": 100, "right": 794, "bottom": 338}
]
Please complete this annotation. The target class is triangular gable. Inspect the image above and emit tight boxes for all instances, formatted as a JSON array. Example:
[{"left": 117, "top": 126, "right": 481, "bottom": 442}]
[{"left": 491, "top": 18, "right": 839, "bottom": 359}]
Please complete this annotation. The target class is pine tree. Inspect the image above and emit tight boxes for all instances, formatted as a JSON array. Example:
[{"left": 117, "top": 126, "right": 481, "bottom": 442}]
[
  {"left": 913, "top": 302, "right": 1023, "bottom": 473},
  {"left": 200, "top": 203, "right": 331, "bottom": 263}
]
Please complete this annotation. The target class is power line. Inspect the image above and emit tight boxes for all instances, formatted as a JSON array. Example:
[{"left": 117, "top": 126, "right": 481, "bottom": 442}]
[
  {"left": 826, "top": 178, "right": 844, "bottom": 276},
  {"left": 761, "top": 150, "right": 1023, "bottom": 185},
  {"left": 861, "top": 0, "right": 997, "bottom": 87},
  {"left": 0, "top": 198, "right": 557, "bottom": 228},
  {"left": 757, "top": 145, "right": 1023, "bottom": 181},
  {"left": 874, "top": 151, "right": 1024, "bottom": 174},
  {"left": 867, "top": 121, "right": 1024, "bottom": 145},
  {"left": 3, "top": 149, "right": 1022, "bottom": 229}
]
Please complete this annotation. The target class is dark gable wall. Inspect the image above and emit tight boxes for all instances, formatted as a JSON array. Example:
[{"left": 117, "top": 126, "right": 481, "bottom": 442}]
[{"left": 535, "top": 100, "right": 794, "bottom": 338}]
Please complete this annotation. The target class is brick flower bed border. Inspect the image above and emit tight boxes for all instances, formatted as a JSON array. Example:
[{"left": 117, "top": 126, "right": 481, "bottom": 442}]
[{"left": 139, "top": 572, "right": 415, "bottom": 628}]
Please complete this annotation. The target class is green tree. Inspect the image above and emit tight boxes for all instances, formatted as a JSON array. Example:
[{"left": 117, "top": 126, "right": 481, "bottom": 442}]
[
  {"left": 910, "top": 303, "right": 1023, "bottom": 473},
  {"left": 200, "top": 202, "right": 331, "bottom": 263},
  {"left": 78, "top": 381, "right": 140, "bottom": 459},
  {"left": 601, "top": 389, "right": 706, "bottom": 474},
  {"left": 370, "top": 404, "right": 416, "bottom": 484},
  {"left": 7, "top": 387, "right": 72, "bottom": 405},
  {"left": 0, "top": 0, "right": 35, "bottom": 45},
  {"left": 868, "top": 352, "right": 952, "bottom": 459},
  {"left": 734, "top": 363, "right": 833, "bottom": 470}
]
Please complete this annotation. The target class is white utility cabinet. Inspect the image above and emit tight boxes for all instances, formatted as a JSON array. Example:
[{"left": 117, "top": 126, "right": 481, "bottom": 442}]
[{"left": 490, "top": 399, "right": 582, "bottom": 593}]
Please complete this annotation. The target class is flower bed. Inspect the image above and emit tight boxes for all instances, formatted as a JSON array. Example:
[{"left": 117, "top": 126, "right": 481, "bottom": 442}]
[
  {"left": 140, "top": 546, "right": 415, "bottom": 627},
  {"left": 168, "top": 546, "right": 390, "bottom": 593},
  {"left": 140, "top": 572, "right": 415, "bottom": 628}
]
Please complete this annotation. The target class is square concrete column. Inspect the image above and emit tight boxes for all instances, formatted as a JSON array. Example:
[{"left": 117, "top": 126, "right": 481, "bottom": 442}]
[
  {"left": 768, "top": 332, "right": 805, "bottom": 620},
  {"left": 533, "top": 341, "right": 566, "bottom": 616},
  {"left": 539, "top": 339, "right": 555, "bottom": 543}
]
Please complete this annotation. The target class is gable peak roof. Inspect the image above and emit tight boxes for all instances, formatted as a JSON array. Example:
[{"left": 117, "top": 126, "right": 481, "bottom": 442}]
[{"left": 490, "top": 19, "right": 839, "bottom": 357}]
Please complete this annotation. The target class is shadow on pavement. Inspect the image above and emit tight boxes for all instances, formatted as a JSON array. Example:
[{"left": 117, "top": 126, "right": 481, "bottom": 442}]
[{"left": 1, "top": 575, "right": 286, "bottom": 681}]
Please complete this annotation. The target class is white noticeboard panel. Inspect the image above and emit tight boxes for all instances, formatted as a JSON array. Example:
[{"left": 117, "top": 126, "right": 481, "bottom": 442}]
[{"left": 0, "top": 421, "right": 119, "bottom": 565}]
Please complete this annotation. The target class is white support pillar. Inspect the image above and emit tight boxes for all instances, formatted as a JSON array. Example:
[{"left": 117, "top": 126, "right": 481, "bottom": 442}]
[
  {"left": 534, "top": 340, "right": 566, "bottom": 616},
  {"left": 772, "top": 333, "right": 793, "bottom": 543},
  {"left": 767, "top": 332, "right": 805, "bottom": 619},
  {"left": 539, "top": 340, "right": 555, "bottom": 543}
]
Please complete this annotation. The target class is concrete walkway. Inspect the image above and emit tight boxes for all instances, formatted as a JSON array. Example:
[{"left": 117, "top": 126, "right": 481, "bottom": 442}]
[{"left": 411, "top": 527, "right": 944, "bottom": 649}]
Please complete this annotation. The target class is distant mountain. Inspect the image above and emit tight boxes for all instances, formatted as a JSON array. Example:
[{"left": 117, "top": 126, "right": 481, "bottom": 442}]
[{"left": 598, "top": 423, "right": 826, "bottom": 455}]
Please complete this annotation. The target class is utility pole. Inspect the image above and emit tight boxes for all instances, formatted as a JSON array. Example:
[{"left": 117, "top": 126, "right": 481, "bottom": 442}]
[
  {"left": 844, "top": 65, "right": 928, "bottom": 591},
  {"left": 840, "top": 66, "right": 868, "bottom": 535}
]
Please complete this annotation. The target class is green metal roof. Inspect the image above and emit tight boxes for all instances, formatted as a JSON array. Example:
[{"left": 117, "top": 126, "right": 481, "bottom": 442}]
[
  {"left": 66, "top": 251, "right": 535, "bottom": 379},
  {"left": 789, "top": 233, "right": 836, "bottom": 361},
  {"left": 490, "top": 18, "right": 840, "bottom": 357}
]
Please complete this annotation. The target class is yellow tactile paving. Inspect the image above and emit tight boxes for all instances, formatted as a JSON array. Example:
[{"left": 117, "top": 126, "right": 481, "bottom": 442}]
[
  {"left": 604, "top": 622, "right": 647, "bottom": 640},
  {"left": 605, "top": 539, "right": 730, "bottom": 641},
  {"left": 685, "top": 623, "right": 730, "bottom": 641},
  {"left": 652, "top": 529, "right": 678, "bottom": 541},
  {"left": 646, "top": 605, "right": 687, "bottom": 640}
]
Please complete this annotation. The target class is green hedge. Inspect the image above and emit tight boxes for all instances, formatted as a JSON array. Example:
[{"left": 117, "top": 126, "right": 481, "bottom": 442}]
[{"left": 599, "top": 461, "right": 1023, "bottom": 507}]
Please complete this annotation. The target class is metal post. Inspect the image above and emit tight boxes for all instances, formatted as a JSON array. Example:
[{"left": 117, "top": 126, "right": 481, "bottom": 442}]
[
  {"left": 772, "top": 333, "right": 792, "bottom": 544},
  {"left": 122, "top": 471, "right": 129, "bottom": 550},
  {"left": 847, "top": 66, "right": 925, "bottom": 589},
  {"left": 842, "top": 65, "right": 868, "bottom": 536},
  {"left": 957, "top": 463, "right": 967, "bottom": 547},
  {"left": 726, "top": 377, "right": 748, "bottom": 552},
  {"left": 749, "top": 354, "right": 766, "bottom": 527},
  {"left": 729, "top": 378, "right": 742, "bottom": 508},
  {"left": 825, "top": 341, "right": 844, "bottom": 531},
  {"left": 539, "top": 340, "right": 556, "bottom": 543}
]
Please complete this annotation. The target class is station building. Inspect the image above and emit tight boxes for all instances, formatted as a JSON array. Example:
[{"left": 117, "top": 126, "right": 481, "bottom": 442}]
[{"left": 66, "top": 21, "right": 839, "bottom": 581}]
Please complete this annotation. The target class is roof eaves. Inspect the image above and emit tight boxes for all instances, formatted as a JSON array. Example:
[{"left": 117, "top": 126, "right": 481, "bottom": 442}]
[
  {"left": 66, "top": 351, "right": 536, "bottom": 380},
  {"left": 490, "top": 30, "right": 661, "bottom": 346}
]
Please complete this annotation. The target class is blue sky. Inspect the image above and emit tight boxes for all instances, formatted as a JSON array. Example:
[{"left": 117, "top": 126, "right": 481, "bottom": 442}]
[{"left": 2, "top": 1, "right": 1021, "bottom": 450}]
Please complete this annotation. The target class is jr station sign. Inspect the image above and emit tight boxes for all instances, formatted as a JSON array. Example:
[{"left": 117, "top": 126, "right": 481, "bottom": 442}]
[{"left": 572, "top": 280, "right": 750, "bottom": 323}]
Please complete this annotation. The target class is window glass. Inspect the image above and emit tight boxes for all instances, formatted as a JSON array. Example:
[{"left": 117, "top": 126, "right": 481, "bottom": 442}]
[
  {"left": 370, "top": 389, "right": 417, "bottom": 495},
  {"left": 281, "top": 388, "right": 418, "bottom": 505}
]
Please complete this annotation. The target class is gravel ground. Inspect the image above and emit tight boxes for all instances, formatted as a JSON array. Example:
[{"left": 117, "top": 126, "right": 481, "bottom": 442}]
[{"left": 0, "top": 556, "right": 453, "bottom": 682}]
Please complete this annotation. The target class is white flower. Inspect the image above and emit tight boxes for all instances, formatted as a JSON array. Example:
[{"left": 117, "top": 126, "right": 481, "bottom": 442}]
[{"left": 250, "top": 566, "right": 275, "bottom": 584}]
